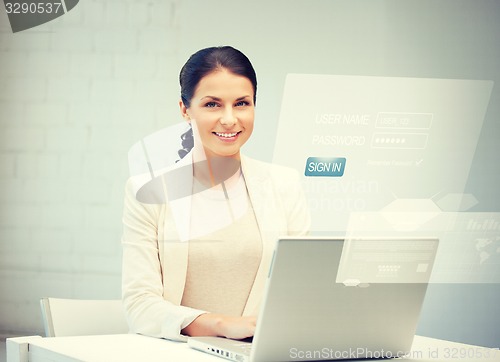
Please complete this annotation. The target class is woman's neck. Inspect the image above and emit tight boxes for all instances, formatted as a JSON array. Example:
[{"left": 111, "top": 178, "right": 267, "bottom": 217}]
[{"left": 192, "top": 153, "right": 242, "bottom": 190}]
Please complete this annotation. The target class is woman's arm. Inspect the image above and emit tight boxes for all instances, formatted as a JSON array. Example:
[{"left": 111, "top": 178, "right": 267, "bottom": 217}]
[
  {"left": 182, "top": 314, "right": 257, "bottom": 340},
  {"left": 121, "top": 178, "right": 205, "bottom": 341}
]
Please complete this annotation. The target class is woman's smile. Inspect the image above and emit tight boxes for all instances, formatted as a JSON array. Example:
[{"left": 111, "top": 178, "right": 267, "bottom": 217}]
[{"left": 213, "top": 131, "right": 242, "bottom": 141}]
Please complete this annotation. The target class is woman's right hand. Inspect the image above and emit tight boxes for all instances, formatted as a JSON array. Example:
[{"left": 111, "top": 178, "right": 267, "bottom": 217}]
[
  {"left": 182, "top": 313, "right": 256, "bottom": 340},
  {"left": 217, "top": 315, "right": 256, "bottom": 340}
]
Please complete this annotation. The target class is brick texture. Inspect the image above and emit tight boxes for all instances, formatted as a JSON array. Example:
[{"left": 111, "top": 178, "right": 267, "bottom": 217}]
[{"left": 0, "top": 0, "right": 180, "bottom": 335}]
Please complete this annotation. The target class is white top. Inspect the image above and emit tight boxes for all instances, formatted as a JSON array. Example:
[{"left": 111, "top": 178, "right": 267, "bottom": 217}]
[{"left": 181, "top": 174, "right": 262, "bottom": 316}]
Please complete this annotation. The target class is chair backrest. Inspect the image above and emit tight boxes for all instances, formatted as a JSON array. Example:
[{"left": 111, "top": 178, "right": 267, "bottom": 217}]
[{"left": 40, "top": 297, "right": 129, "bottom": 337}]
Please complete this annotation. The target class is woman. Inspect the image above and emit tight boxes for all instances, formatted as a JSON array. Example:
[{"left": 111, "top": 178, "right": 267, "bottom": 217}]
[{"left": 122, "top": 46, "right": 310, "bottom": 342}]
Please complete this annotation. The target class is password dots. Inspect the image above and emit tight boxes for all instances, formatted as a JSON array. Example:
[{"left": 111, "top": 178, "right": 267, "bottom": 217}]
[{"left": 374, "top": 137, "right": 406, "bottom": 144}]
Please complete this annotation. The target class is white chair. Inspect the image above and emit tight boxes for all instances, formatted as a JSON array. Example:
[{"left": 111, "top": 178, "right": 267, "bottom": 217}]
[{"left": 40, "top": 297, "right": 129, "bottom": 337}]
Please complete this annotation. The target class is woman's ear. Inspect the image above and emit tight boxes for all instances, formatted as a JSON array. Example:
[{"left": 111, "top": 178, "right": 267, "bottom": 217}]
[{"left": 179, "top": 100, "right": 191, "bottom": 123}]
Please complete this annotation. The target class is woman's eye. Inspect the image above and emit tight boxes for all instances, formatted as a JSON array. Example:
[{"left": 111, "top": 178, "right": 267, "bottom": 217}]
[
  {"left": 205, "top": 101, "right": 219, "bottom": 108},
  {"left": 235, "top": 100, "right": 249, "bottom": 107}
]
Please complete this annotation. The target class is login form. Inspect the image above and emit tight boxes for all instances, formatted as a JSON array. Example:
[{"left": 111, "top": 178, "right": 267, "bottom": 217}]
[{"left": 272, "top": 74, "right": 493, "bottom": 234}]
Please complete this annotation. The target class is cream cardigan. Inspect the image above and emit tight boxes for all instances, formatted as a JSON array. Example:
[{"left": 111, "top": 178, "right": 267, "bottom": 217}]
[{"left": 121, "top": 154, "right": 310, "bottom": 341}]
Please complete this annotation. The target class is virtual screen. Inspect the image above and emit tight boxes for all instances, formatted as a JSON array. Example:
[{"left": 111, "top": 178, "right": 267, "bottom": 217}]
[
  {"left": 273, "top": 74, "right": 493, "bottom": 232},
  {"left": 273, "top": 74, "right": 496, "bottom": 283}
]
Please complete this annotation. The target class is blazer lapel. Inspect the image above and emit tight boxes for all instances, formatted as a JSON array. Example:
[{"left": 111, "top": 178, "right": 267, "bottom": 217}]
[
  {"left": 161, "top": 155, "right": 194, "bottom": 305},
  {"left": 241, "top": 156, "right": 283, "bottom": 316}
]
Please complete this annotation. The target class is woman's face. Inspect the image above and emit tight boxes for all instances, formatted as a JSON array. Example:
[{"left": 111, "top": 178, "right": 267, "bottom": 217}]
[{"left": 180, "top": 69, "right": 255, "bottom": 160}]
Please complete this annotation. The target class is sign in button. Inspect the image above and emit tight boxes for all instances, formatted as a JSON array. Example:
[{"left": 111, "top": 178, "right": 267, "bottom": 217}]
[{"left": 304, "top": 157, "right": 346, "bottom": 177}]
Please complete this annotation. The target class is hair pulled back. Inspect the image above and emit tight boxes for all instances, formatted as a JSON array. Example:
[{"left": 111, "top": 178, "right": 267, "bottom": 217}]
[{"left": 179, "top": 46, "right": 257, "bottom": 108}]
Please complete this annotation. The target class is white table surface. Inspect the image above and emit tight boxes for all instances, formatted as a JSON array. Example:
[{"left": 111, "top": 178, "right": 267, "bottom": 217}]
[{"left": 7, "top": 334, "right": 500, "bottom": 362}]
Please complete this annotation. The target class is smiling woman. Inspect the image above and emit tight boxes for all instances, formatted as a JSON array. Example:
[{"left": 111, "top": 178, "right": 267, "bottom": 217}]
[
  {"left": 177, "top": 46, "right": 257, "bottom": 163},
  {"left": 180, "top": 69, "right": 255, "bottom": 160},
  {"left": 121, "top": 46, "right": 310, "bottom": 342}
]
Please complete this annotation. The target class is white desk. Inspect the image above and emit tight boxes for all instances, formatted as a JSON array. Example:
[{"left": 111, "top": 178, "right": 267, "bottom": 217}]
[{"left": 6, "top": 334, "right": 500, "bottom": 362}]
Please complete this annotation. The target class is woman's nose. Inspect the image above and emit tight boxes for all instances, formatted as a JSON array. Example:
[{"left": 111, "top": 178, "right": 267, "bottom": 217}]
[{"left": 220, "top": 108, "right": 237, "bottom": 126}]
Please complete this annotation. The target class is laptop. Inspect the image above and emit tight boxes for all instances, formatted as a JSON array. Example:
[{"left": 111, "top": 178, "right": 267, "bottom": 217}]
[{"left": 188, "top": 236, "right": 439, "bottom": 361}]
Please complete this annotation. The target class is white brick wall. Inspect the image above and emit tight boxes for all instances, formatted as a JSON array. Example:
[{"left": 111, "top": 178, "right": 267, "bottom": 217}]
[{"left": 0, "top": 0, "right": 181, "bottom": 335}]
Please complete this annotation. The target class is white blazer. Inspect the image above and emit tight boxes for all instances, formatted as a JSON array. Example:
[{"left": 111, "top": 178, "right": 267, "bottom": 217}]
[{"left": 121, "top": 154, "right": 310, "bottom": 341}]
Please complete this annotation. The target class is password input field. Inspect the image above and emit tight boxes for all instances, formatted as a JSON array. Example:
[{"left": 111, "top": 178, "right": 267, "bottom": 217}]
[{"left": 371, "top": 133, "right": 429, "bottom": 149}]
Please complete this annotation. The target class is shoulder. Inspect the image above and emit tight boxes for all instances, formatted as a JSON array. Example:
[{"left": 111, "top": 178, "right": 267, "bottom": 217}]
[
  {"left": 241, "top": 155, "right": 301, "bottom": 184},
  {"left": 125, "top": 153, "right": 193, "bottom": 205}
]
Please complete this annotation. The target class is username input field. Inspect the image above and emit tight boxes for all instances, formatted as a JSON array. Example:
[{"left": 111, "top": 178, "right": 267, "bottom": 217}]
[{"left": 376, "top": 112, "right": 433, "bottom": 130}]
